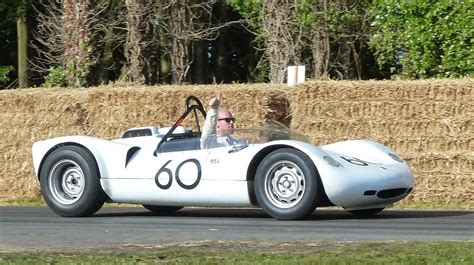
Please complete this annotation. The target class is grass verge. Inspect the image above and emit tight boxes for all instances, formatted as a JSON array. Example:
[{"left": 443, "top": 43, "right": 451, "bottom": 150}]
[{"left": 0, "top": 241, "right": 472, "bottom": 264}]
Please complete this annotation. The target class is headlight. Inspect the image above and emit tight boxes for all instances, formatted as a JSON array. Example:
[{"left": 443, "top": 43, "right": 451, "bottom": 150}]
[{"left": 324, "top": 156, "right": 341, "bottom": 167}]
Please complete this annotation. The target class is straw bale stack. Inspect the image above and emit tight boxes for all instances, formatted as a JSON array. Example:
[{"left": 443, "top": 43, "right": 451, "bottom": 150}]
[
  {"left": 288, "top": 79, "right": 473, "bottom": 207},
  {"left": 0, "top": 84, "right": 287, "bottom": 201},
  {"left": 1, "top": 79, "right": 472, "bottom": 208}
]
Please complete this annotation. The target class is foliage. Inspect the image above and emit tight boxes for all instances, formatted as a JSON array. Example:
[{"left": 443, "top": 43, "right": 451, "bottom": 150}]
[
  {"left": 227, "top": 0, "right": 268, "bottom": 82},
  {"left": 0, "top": 0, "right": 28, "bottom": 88},
  {"left": 68, "top": 58, "right": 92, "bottom": 88},
  {"left": 43, "top": 66, "right": 67, "bottom": 88},
  {"left": 296, "top": 0, "right": 373, "bottom": 79},
  {"left": 369, "top": 1, "right": 474, "bottom": 79},
  {"left": 4, "top": 1, "right": 474, "bottom": 88},
  {"left": 0, "top": 66, "right": 13, "bottom": 87},
  {"left": 228, "top": 0, "right": 263, "bottom": 28},
  {"left": 43, "top": 58, "right": 92, "bottom": 88}
]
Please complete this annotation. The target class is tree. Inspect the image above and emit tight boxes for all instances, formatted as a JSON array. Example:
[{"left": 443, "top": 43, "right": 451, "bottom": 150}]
[
  {"left": 31, "top": 0, "right": 112, "bottom": 87},
  {"left": 159, "top": 0, "right": 221, "bottom": 84},
  {"left": 0, "top": 0, "right": 28, "bottom": 88},
  {"left": 207, "top": 1, "right": 257, "bottom": 84},
  {"left": 230, "top": 0, "right": 372, "bottom": 82},
  {"left": 225, "top": 0, "right": 269, "bottom": 82},
  {"left": 369, "top": 1, "right": 474, "bottom": 78},
  {"left": 17, "top": 1, "right": 28, "bottom": 88},
  {"left": 297, "top": 0, "right": 372, "bottom": 80},
  {"left": 89, "top": 0, "right": 127, "bottom": 85},
  {"left": 263, "top": 0, "right": 303, "bottom": 83},
  {"left": 62, "top": 0, "right": 96, "bottom": 87},
  {"left": 230, "top": 0, "right": 299, "bottom": 83},
  {"left": 124, "top": 0, "right": 158, "bottom": 83},
  {"left": 30, "top": 0, "right": 66, "bottom": 85}
]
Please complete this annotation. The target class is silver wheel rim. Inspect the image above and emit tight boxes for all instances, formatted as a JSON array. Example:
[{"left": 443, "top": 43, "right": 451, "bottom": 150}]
[
  {"left": 48, "top": 159, "right": 85, "bottom": 205},
  {"left": 264, "top": 160, "right": 305, "bottom": 208}
]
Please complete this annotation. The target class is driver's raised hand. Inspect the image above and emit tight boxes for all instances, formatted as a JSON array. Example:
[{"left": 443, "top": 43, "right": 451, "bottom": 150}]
[{"left": 209, "top": 97, "right": 220, "bottom": 109}]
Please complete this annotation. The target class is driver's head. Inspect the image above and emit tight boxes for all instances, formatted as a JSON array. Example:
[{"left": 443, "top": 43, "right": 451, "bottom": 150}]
[{"left": 216, "top": 108, "right": 235, "bottom": 136}]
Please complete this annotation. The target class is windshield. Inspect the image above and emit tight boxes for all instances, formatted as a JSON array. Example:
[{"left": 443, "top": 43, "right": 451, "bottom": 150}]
[
  {"left": 201, "top": 120, "right": 311, "bottom": 150},
  {"left": 234, "top": 120, "right": 311, "bottom": 144}
]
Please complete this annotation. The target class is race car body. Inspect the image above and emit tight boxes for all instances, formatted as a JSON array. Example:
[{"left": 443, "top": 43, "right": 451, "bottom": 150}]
[{"left": 32, "top": 96, "right": 414, "bottom": 220}]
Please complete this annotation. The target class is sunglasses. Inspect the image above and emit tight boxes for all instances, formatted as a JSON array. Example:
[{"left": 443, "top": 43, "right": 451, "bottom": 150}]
[{"left": 218, "top": 117, "right": 235, "bottom": 123}]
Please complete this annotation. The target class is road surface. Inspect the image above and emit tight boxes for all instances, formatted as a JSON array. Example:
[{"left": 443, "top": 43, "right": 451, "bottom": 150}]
[{"left": 1, "top": 206, "right": 472, "bottom": 250}]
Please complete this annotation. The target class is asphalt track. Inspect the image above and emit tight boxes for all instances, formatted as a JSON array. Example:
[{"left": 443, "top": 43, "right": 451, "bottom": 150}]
[{"left": 0, "top": 206, "right": 472, "bottom": 250}]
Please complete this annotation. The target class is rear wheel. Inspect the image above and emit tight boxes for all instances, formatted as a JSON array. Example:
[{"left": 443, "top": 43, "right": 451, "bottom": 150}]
[
  {"left": 142, "top": 205, "right": 183, "bottom": 213},
  {"left": 254, "top": 148, "right": 320, "bottom": 220},
  {"left": 348, "top": 208, "right": 385, "bottom": 216},
  {"left": 39, "top": 146, "right": 106, "bottom": 217}
]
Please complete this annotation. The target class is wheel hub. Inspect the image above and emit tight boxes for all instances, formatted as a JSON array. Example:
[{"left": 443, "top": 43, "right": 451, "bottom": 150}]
[
  {"left": 265, "top": 161, "right": 305, "bottom": 208},
  {"left": 49, "top": 159, "right": 85, "bottom": 205},
  {"left": 63, "top": 168, "right": 83, "bottom": 197}
]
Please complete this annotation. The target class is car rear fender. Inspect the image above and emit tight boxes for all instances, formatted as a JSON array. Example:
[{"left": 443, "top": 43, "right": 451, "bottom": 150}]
[{"left": 32, "top": 136, "right": 139, "bottom": 181}]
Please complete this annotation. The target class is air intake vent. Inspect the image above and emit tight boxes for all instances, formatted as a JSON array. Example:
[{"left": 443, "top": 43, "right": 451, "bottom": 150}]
[
  {"left": 377, "top": 188, "right": 407, "bottom": 199},
  {"left": 364, "top": 190, "right": 377, "bottom": 196}
]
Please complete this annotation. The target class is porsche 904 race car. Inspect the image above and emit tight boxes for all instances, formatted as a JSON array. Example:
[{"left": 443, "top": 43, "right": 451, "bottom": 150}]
[{"left": 32, "top": 96, "right": 414, "bottom": 220}]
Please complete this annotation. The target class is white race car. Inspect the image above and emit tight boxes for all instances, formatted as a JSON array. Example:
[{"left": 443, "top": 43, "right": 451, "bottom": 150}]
[{"left": 32, "top": 96, "right": 414, "bottom": 220}]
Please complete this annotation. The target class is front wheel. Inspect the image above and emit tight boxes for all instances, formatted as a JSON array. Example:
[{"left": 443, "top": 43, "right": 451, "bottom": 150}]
[
  {"left": 254, "top": 148, "right": 321, "bottom": 220},
  {"left": 39, "top": 146, "right": 106, "bottom": 217}
]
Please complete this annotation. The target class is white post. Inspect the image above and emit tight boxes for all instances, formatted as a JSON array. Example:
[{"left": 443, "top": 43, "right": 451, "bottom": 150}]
[
  {"left": 297, "top": 65, "right": 305, "bottom": 84},
  {"left": 287, "top": 66, "right": 297, "bottom": 86},
  {"left": 287, "top": 65, "right": 305, "bottom": 86}
]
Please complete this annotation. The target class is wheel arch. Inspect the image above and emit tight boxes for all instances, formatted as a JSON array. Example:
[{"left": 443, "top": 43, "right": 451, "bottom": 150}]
[
  {"left": 36, "top": 142, "right": 98, "bottom": 181},
  {"left": 246, "top": 144, "right": 333, "bottom": 207},
  {"left": 246, "top": 144, "right": 293, "bottom": 182},
  {"left": 34, "top": 136, "right": 140, "bottom": 185}
]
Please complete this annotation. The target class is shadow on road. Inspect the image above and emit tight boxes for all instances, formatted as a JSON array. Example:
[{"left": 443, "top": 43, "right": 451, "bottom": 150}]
[{"left": 92, "top": 207, "right": 473, "bottom": 220}]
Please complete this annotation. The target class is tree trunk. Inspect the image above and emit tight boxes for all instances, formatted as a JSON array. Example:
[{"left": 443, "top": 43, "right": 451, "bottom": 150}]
[
  {"left": 212, "top": 35, "right": 227, "bottom": 83},
  {"left": 124, "top": 0, "right": 157, "bottom": 84},
  {"left": 63, "top": 0, "right": 93, "bottom": 87},
  {"left": 193, "top": 40, "right": 208, "bottom": 84},
  {"left": 17, "top": 8, "right": 28, "bottom": 88},
  {"left": 262, "top": 0, "right": 301, "bottom": 83},
  {"left": 166, "top": 1, "right": 190, "bottom": 84},
  {"left": 310, "top": 0, "right": 330, "bottom": 79},
  {"left": 312, "top": 29, "right": 329, "bottom": 79}
]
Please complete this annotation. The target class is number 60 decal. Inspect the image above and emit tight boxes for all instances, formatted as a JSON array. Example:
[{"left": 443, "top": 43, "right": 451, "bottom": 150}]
[{"left": 155, "top": 159, "right": 202, "bottom": 190}]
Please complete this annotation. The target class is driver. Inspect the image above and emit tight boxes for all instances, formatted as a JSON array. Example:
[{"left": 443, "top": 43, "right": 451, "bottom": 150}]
[{"left": 200, "top": 96, "right": 239, "bottom": 149}]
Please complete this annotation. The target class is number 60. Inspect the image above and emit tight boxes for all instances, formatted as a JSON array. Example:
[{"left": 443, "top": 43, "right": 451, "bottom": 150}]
[{"left": 154, "top": 159, "right": 202, "bottom": 190}]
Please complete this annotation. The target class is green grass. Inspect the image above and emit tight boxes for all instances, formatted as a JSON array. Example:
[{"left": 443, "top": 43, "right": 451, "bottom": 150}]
[
  {"left": 0, "top": 197, "right": 45, "bottom": 206},
  {"left": 0, "top": 241, "right": 472, "bottom": 264}
]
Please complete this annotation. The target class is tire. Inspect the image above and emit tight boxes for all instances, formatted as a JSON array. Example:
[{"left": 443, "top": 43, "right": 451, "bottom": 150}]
[
  {"left": 348, "top": 208, "right": 384, "bottom": 216},
  {"left": 254, "top": 148, "right": 320, "bottom": 220},
  {"left": 142, "top": 205, "right": 184, "bottom": 213},
  {"left": 39, "top": 145, "right": 106, "bottom": 217}
]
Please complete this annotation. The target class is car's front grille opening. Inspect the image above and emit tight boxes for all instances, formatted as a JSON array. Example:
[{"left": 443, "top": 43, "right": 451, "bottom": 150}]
[{"left": 377, "top": 188, "right": 407, "bottom": 199}]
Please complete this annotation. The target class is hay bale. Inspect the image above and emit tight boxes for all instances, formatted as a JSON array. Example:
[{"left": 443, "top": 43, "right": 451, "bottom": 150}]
[
  {"left": 288, "top": 79, "right": 473, "bottom": 208},
  {"left": 1, "top": 79, "right": 472, "bottom": 208},
  {"left": 0, "top": 84, "right": 287, "bottom": 201}
]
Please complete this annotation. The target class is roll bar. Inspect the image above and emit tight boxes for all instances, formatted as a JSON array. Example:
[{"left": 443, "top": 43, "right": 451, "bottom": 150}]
[{"left": 155, "top": 96, "right": 207, "bottom": 155}]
